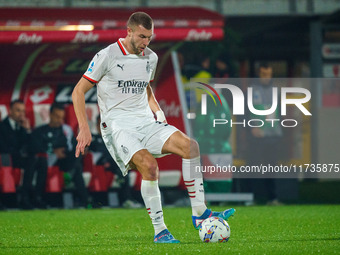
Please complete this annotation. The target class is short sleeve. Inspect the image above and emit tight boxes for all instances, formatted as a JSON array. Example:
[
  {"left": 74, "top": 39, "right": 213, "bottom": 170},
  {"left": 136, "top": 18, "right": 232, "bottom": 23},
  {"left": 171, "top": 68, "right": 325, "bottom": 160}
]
[
  {"left": 150, "top": 54, "right": 158, "bottom": 82},
  {"left": 83, "top": 51, "right": 108, "bottom": 83}
]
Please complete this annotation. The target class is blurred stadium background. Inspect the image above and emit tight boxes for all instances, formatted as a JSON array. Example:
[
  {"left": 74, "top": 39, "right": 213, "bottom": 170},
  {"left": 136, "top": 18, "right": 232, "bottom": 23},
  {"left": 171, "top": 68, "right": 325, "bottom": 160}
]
[{"left": 0, "top": 0, "right": 340, "bottom": 210}]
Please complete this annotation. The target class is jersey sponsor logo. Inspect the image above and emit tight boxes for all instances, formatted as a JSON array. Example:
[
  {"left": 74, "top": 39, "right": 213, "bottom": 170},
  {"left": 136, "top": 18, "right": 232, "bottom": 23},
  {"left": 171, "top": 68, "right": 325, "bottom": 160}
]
[
  {"left": 102, "top": 122, "right": 107, "bottom": 128},
  {"left": 117, "top": 64, "right": 124, "bottom": 71},
  {"left": 117, "top": 80, "right": 148, "bottom": 88},
  {"left": 118, "top": 79, "right": 148, "bottom": 94}
]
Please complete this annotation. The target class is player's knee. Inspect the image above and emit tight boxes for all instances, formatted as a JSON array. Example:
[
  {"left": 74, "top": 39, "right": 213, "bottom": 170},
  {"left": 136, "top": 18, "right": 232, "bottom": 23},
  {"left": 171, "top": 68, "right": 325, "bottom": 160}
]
[
  {"left": 142, "top": 158, "right": 159, "bottom": 180},
  {"left": 190, "top": 139, "right": 200, "bottom": 157},
  {"left": 182, "top": 138, "right": 200, "bottom": 159}
]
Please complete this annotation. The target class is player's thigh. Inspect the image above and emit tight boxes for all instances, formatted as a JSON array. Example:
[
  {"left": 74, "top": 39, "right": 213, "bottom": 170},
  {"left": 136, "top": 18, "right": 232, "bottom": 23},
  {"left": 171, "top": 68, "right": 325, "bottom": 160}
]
[
  {"left": 130, "top": 149, "right": 159, "bottom": 180},
  {"left": 143, "top": 121, "right": 178, "bottom": 155},
  {"left": 101, "top": 128, "right": 144, "bottom": 176},
  {"left": 161, "top": 130, "right": 199, "bottom": 158}
]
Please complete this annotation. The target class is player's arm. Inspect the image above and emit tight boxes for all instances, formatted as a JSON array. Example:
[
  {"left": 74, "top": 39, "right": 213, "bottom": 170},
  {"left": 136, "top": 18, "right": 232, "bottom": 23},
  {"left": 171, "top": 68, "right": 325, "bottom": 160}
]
[
  {"left": 146, "top": 83, "right": 166, "bottom": 123},
  {"left": 72, "top": 77, "right": 95, "bottom": 157}
]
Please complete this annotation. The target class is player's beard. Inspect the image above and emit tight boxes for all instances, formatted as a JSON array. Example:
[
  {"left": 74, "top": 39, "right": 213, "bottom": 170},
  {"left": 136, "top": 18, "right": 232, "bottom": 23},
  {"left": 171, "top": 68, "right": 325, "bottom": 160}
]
[{"left": 130, "top": 38, "right": 141, "bottom": 54}]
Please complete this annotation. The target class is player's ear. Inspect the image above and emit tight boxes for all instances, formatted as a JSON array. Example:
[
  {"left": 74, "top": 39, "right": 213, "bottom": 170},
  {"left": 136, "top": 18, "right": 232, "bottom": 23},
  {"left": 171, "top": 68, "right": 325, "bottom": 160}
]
[{"left": 127, "top": 26, "right": 133, "bottom": 37}]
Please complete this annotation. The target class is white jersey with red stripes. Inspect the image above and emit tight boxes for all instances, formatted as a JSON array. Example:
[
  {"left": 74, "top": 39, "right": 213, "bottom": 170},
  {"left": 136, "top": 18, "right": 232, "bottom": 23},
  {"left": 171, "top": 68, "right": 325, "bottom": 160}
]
[{"left": 83, "top": 38, "right": 158, "bottom": 127}]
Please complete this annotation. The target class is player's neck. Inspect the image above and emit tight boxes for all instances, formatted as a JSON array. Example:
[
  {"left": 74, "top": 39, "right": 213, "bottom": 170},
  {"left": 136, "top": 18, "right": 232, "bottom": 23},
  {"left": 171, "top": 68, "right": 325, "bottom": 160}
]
[{"left": 121, "top": 37, "right": 135, "bottom": 55}]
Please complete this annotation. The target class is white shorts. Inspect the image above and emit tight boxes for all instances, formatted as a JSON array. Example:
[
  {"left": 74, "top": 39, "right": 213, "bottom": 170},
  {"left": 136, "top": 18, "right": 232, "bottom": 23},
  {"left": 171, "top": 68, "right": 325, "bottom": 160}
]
[{"left": 101, "top": 120, "right": 179, "bottom": 176}]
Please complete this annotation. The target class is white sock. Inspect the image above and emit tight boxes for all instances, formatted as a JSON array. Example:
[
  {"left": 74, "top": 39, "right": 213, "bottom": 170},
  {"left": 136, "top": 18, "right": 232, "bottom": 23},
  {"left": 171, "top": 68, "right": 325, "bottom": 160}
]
[
  {"left": 182, "top": 157, "right": 207, "bottom": 216},
  {"left": 141, "top": 180, "right": 167, "bottom": 235}
]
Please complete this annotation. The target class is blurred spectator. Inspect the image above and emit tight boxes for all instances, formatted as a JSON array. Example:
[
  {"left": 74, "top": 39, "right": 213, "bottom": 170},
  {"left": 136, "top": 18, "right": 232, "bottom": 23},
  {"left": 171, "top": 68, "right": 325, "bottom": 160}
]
[
  {"left": 0, "top": 99, "right": 31, "bottom": 166},
  {"left": 214, "top": 56, "right": 230, "bottom": 80},
  {"left": 0, "top": 100, "right": 31, "bottom": 209},
  {"left": 23, "top": 103, "right": 89, "bottom": 208},
  {"left": 182, "top": 55, "right": 212, "bottom": 81},
  {"left": 214, "top": 55, "right": 236, "bottom": 108},
  {"left": 182, "top": 55, "right": 213, "bottom": 107},
  {"left": 177, "top": 52, "right": 189, "bottom": 84},
  {"left": 89, "top": 116, "right": 142, "bottom": 208},
  {"left": 246, "top": 62, "right": 283, "bottom": 205}
]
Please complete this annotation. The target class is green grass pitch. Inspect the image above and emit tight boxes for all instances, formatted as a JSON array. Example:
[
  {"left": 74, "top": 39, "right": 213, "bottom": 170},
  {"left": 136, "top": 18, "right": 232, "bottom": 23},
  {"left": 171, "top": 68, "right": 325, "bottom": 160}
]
[{"left": 1, "top": 205, "right": 339, "bottom": 254}]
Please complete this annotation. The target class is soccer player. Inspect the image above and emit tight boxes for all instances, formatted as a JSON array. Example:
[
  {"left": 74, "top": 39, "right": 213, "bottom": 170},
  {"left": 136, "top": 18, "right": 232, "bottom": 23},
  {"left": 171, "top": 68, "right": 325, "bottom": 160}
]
[{"left": 72, "top": 12, "right": 235, "bottom": 243}]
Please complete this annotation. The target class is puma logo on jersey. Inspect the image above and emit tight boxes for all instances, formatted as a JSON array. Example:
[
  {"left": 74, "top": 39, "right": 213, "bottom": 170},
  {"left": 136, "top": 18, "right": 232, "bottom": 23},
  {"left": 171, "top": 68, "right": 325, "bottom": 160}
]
[{"left": 117, "top": 64, "right": 124, "bottom": 70}]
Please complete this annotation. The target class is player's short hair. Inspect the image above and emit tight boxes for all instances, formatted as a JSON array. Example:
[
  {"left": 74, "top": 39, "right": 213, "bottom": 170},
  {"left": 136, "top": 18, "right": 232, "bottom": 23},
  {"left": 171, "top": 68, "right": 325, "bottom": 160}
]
[
  {"left": 10, "top": 99, "right": 24, "bottom": 108},
  {"left": 127, "top": 12, "right": 153, "bottom": 30},
  {"left": 50, "top": 102, "right": 65, "bottom": 113}
]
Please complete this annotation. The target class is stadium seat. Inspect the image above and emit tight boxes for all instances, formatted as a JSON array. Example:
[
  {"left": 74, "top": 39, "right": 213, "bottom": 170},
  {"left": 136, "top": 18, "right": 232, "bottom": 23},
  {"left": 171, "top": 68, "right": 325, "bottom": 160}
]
[
  {"left": 34, "top": 153, "right": 64, "bottom": 193},
  {"left": 88, "top": 165, "right": 109, "bottom": 192},
  {"left": 83, "top": 153, "right": 114, "bottom": 192},
  {"left": 82, "top": 152, "right": 93, "bottom": 173},
  {"left": 0, "top": 166, "right": 16, "bottom": 193},
  {"left": 12, "top": 168, "right": 22, "bottom": 186},
  {"left": 128, "top": 170, "right": 142, "bottom": 190},
  {"left": 105, "top": 171, "right": 115, "bottom": 189},
  {"left": 45, "top": 166, "right": 64, "bottom": 193},
  {"left": 0, "top": 154, "right": 16, "bottom": 193},
  {"left": 64, "top": 104, "right": 79, "bottom": 135}
]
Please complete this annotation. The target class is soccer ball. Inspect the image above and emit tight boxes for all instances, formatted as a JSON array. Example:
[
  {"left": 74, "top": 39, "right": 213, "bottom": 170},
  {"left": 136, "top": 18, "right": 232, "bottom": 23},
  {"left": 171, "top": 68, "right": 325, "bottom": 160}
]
[{"left": 199, "top": 216, "right": 230, "bottom": 243}]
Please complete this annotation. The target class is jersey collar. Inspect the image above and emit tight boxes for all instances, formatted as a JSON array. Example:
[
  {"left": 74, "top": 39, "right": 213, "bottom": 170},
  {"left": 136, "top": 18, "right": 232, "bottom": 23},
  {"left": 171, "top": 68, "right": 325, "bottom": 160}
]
[{"left": 117, "top": 38, "right": 145, "bottom": 56}]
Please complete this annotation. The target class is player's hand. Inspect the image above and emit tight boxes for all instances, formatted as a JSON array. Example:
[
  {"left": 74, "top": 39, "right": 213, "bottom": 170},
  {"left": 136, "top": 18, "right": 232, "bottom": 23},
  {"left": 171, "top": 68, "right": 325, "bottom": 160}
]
[
  {"left": 19, "top": 116, "right": 31, "bottom": 131},
  {"left": 156, "top": 110, "right": 167, "bottom": 123},
  {"left": 75, "top": 127, "right": 92, "bottom": 158}
]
